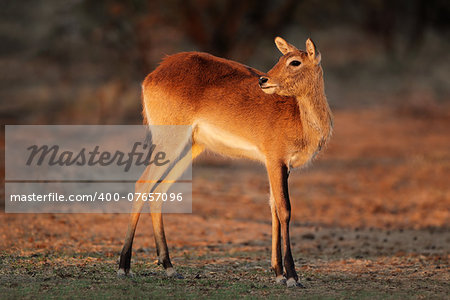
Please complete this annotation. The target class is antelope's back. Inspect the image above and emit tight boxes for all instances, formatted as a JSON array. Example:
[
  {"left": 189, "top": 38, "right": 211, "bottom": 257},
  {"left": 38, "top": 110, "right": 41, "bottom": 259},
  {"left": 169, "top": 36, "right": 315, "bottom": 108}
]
[
  {"left": 142, "top": 52, "right": 262, "bottom": 123},
  {"left": 141, "top": 52, "right": 302, "bottom": 150},
  {"left": 144, "top": 52, "right": 263, "bottom": 95}
]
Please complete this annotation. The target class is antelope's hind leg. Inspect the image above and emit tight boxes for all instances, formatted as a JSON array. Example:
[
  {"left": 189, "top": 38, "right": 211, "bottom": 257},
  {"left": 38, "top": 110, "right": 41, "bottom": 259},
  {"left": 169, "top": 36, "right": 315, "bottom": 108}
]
[
  {"left": 118, "top": 128, "right": 201, "bottom": 277},
  {"left": 118, "top": 166, "right": 152, "bottom": 276},
  {"left": 118, "top": 172, "right": 165, "bottom": 277},
  {"left": 149, "top": 142, "right": 204, "bottom": 278},
  {"left": 118, "top": 138, "right": 180, "bottom": 276}
]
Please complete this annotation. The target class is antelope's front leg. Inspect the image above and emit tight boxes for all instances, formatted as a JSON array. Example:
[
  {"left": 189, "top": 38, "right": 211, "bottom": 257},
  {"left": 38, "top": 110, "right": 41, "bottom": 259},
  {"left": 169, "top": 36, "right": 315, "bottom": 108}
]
[
  {"left": 270, "top": 192, "right": 285, "bottom": 284},
  {"left": 267, "top": 162, "right": 303, "bottom": 288}
]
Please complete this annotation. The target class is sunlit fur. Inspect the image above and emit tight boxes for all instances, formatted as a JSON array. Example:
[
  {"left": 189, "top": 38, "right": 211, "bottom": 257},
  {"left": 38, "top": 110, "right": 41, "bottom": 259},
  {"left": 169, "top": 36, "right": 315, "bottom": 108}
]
[
  {"left": 141, "top": 38, "right": 332, "bottom": 168},
  {"left": 120, "top": 37, "right": 333, "bottom": 287}
]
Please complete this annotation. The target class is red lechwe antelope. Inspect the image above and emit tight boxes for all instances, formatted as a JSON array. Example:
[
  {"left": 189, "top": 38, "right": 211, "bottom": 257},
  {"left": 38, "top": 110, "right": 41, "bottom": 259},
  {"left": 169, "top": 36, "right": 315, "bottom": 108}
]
[{"left": 118, "top": 37, "right": 333, "bottom": 288}]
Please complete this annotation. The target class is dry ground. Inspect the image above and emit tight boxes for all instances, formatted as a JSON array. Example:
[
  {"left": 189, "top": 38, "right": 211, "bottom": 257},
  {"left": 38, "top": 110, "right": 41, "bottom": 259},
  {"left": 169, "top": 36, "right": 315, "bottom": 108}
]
[{"left": 1, "top": 107, "right": 449, "bottom": 298}]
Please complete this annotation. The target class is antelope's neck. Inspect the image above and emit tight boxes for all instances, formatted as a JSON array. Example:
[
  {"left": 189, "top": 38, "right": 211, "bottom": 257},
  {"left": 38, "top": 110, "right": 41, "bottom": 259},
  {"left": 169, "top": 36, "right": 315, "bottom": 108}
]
[
  {"left": 297, "top": 90, "right": 333, "bottom": 139},
  {"left": 292, "top": 89, "right": 333, "bottom": 166}
]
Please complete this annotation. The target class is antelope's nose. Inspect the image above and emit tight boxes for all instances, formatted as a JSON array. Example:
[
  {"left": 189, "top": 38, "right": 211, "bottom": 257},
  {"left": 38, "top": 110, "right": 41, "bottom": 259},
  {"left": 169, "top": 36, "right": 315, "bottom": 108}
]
[{"left": 259, "top": 76, "right": 269, "bottom": 86}]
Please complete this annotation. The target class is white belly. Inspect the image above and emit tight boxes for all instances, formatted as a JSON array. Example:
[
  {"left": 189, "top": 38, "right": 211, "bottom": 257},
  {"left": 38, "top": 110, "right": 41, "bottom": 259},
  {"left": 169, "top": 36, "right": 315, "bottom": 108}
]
[{"left": 194, "top": 122, "right": 265, "bottom": 162}]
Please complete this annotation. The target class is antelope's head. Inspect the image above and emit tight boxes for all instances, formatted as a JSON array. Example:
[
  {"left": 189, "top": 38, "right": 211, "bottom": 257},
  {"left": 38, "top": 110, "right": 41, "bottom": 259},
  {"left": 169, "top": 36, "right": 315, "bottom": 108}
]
[{"left": 259, "top": 37, "right": 323, "bottom": 97}]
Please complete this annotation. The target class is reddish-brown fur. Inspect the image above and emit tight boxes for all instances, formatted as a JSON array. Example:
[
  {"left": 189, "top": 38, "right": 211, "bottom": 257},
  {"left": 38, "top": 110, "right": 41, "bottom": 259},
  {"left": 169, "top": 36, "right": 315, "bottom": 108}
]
[
  {"left": 119, "top": 37, "right": 333, "bottom": 288},
  {"left": 142, "top": 52, "right": 302, "bottom": 159}
]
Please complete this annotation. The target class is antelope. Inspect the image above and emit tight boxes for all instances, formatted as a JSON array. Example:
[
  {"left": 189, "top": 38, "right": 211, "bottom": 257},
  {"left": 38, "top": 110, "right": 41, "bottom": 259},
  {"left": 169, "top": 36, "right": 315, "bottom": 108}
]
[{"left": 118, "top": 37, "right": 333, "bottom": 288}]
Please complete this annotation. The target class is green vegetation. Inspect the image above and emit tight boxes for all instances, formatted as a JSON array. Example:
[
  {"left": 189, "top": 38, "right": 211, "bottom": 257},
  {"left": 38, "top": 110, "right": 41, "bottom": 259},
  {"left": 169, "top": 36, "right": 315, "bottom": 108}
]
[{"left": 1, "top": 251, "right": 447, "bottom": 299}]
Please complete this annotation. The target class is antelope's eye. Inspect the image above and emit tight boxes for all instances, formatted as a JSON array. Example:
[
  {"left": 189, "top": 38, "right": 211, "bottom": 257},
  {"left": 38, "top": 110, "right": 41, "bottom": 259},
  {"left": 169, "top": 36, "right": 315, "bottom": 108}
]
[{"left": 289, "top": 60, "right": 301, "bottom": 66}]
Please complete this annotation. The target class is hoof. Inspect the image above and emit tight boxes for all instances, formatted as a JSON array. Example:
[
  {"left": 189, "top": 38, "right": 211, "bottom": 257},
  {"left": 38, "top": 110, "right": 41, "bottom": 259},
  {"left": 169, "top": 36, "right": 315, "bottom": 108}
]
[
  {"left": 286, "top": 278, "right": 305, "bottom": 288},
  {"left": 275, "top": 275, "right": 287, "bottom": 285},
  {"left": 117, "top": 268, "right": 134, "bottom": 277},
  {"left": 166, "top": 268, "right": 184, "bottom": 279}
]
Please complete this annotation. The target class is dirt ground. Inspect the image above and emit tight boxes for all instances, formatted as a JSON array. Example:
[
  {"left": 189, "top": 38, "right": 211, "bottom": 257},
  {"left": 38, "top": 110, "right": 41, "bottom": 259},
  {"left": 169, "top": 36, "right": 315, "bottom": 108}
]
[{"left": 1, "top": 107, "right": 449, "bottom": 298}]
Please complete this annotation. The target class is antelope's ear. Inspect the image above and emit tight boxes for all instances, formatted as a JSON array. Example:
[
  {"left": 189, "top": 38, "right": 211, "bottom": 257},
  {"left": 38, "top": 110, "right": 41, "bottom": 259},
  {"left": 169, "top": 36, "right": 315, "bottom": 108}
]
[
  {"left": 275, "top": 37, "right": 297, "bottom": 55},
  {"left": 306, "top": 38, "right": 321, "bottom": 64}
]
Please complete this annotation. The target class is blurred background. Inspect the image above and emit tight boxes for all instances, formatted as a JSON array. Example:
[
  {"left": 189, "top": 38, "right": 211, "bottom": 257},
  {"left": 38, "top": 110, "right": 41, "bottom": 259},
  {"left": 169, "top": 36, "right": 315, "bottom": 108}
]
[
  {"left": 1, "top": 0, "right": 450, "bottom": 224},
  {"left": 0, "top": 1, "right": 449, "bottom": 297},
  {"left": 0, "top": 0, "right": 449, "bottom": 124},
  {"left": 1, "top": 0, "right": 449, "bottom": 232}
]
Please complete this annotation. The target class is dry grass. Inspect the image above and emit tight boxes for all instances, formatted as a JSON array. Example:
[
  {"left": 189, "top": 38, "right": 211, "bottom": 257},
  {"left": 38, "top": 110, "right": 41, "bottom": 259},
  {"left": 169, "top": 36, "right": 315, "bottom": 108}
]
[{"left": 1, "top": 107, "right": 449, "bottom": 298}]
